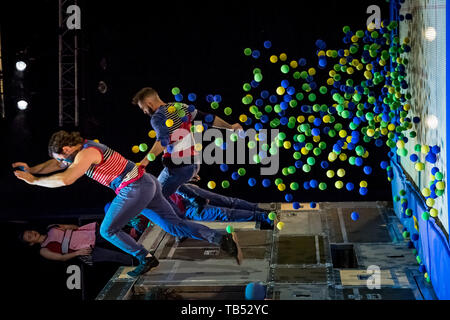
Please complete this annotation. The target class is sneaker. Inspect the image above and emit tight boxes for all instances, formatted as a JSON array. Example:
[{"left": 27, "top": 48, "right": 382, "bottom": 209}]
[
  {"left": 127, "top": 255, "right": 159, "bottom": 277},
  {"left": 220, "top": 233, "right": 244, "bottom": 265}
]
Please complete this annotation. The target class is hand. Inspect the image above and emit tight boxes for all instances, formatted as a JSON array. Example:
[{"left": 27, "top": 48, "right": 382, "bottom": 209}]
[
  {"left": 139, "top": 158, "right": 149, "bottom": 169},
  {"left": 12, "top": 162, "right": 31, "bottom": 173},
  {"left": 14, "top": 170, "right": 37, "bottom": 185},
  {"left": 231, "top": 123, "right": 243, "bottom": 131},
  {"left": 190, "top": 175, "right": 201, "bottom": 182},
  {"left": 76, "top": 247, "right": 92, "bottom": 256}
]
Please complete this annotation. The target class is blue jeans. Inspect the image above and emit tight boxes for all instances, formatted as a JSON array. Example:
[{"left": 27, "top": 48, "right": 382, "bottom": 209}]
[
  {"left": 178, "top": 183, "right": 259, "bottom": 211},
  {"left": 100, "top": 173, "right": 223, "bottom": 262}
]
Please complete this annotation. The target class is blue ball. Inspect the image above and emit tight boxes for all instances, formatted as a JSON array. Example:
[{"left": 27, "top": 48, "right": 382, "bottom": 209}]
[
  {"left": 355, "top": 157, "right": 363, "bottom": 167},
  {"left": 293, "top": 202, "right": 301, "bottom": 210},
  {"left": 252, "top": 50, "right": 261, "bottom": 59},
  {"left": 412, "top": 234, "right": 419, "bottom": 241},
  {"left": 221, "top": 143, "right": 227, "bottom": 150},
  {"left": 281, "top": 80, "right": 290, "bottom": 88},
  {"left": 431, "top": 145, "right": 441, "bottom": 154},
  {"left": 359, "top": 187, "right": 368, "bottom": 196},
  {"left": 181, "top": 116, "right": 189, "bottom": 123},
  {"left": 263, "top": 41, "right": 272, "bottom": 49},
  {"left": 205, "top": 114, "right": 214, "bottom": 123},
  {"left": 321, "top": 161, "right": 329, "bottom": 169},
  {"left": 187, "top": 104, "right": 196, "bottom": 113},
  {"left": 303, "top": 182, "right": 311, "bottom": 190},
  {"left": 285, "top": 194, "right": 294, "bottom": 202},
  {"left": 248, "top": 178, "right": 257, "bottom": 187},
  {"left": 380, "top": 161, "right": 389, "bottom": 169},
  {"left": 239, "top": 130, "right": 247, "bottom": 139},
  {"left": 312, "top": 128, "right": 321, "bottom": 137},
  {"left": 255, "top": 123, "right": 263, "bottom": 131},
  {"left": 431, "top": 167, "right": 440, "bottom": 175},
  {"left": 167, "top": 145, "right": 174, "bottom": 153},
  {"left": 295, "top": 160, "right": 304, "bottom": 169},
  {"left": 104, "top": 202, "right": 112, "bottom": 213},
  {"left": 363, "top": 166, "right": 372, "bottom": 175},
  {"left": 410, "top": 154, "right": 419, "bottom": 162},
  {"left": 261, "top": 90, "right": 270, "bottom": 99},
  {"left": 213, "top": 95, "right": 222, "bottom": 103},
  {"left": 245, "top": 118, "right": 253, "bottom": 126},
  {"left": 175, "top": 94, "right": 183, "bottom": 102},
  {"left": 262, "top": 179, "right": 271, "bottom": 188},
  {"left": 220, "top": 164, "right": 229, "bottom": 172},
  {"left": 346, "top": 183, "right": 355, "bottom": 191},
  {"left": 310, "top": 202, "right": 317, "bottom": 209},
  {"left": 188, "top": 93, "right": 197, "bottom": 102},
  {"left": 231, "top": 172, "right": 240, "bottom": 181},
  {"left": 160, "top": 138, "right": 169, "bottom": 147},
  {"left": 245, "top": 282, "right": 266, "bottom": 300},
  {"left": 351, "top": 211, "right": 360, "bottom": 221},
  {"left": 298, "top": 58, "right": 307, "bottom": 66},
  {"left": 255, "top": 99, "right": 264, "bottom": 107},
  {"left": 419, "top": 265, "right": 427, "bottom": 273},
  {"left": 310, "top": 180, "right": 319, "bottom": 188},
  {"left": 269, "top": 95, "right": 278, "bottom": 104},
  {"left": 425, "top": 152, "right": 437, "bottom": 164}
]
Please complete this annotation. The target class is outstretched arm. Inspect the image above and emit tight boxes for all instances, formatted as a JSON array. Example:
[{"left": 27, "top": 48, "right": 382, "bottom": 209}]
[
  {"left": 12, "top": 159, "right": 66, "bottom": 175},
  {"left": 14, "top": 148, "right": 101, "bottom": 188},
  {"left": 140, "top": 140, "right": 165, "bottom": 167},
  {"left": 212, "top": 115, "right": 243, "bottom": 131}
]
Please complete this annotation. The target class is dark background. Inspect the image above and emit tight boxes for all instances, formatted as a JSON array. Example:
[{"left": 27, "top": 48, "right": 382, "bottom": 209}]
[{"left": 0, "top": 0, "right": 391, "bottom": 300}]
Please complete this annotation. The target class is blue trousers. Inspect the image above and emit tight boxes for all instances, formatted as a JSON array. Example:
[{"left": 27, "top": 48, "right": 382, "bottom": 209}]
[
  {"left": 158, "top": 164, "right": 201, "bottom": 219},
  {"left": 100, "top": 173, "right": 223, "bottom": 262}
]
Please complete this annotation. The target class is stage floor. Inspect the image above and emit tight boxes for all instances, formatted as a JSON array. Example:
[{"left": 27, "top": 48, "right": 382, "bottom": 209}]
[{"left": 96, "top": 202, "right": 437, "bottom": 300}]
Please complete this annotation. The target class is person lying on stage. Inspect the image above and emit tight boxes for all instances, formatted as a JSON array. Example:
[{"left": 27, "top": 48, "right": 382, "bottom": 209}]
[
  {"left": 12, "top": 130, "right": 243, "bottom": 277},
  {"left": 19, "top": 222, "right": 139, "bottom": 266},
  {"left": 104, "top": 183, "right": 273, "bottom": 242}
]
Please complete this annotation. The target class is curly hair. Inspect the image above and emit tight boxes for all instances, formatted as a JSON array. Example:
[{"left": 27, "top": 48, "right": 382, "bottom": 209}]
[{"left": 48, "top": 131, "right": 84, "bottom": 157}]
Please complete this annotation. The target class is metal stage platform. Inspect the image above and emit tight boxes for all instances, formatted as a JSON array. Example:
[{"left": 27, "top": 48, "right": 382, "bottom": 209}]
[{"left": 96, "top": 202, "right": 438, "bottom": 300}]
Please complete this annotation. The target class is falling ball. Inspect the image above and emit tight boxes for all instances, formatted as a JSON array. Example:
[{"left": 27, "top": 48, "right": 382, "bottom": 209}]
[
  {"left": 139, "top": 143, "right": 148, "bottom": 152},
  {"left": 268, "top": 212, "right": 277, "bottom": 221},
  {"left": 351, "top": 212, "right": 360, "bottom": 221},
  {"left": 148, "top": 130, "right": 157, "bottom": 138},
  {"left": 207, "top": 181, "right": 217, "bottom": 189},
  {"left": 132, "top": 145, "right": 140, "bottom": 153},
  {"left": 147, "top": 153, "right": 156, "bottom": 161},
  {"left": 222, "top": 180, "right": 230, "bottom": 189},
  {"left": 248, "top": 178, "right": 257, "bottom": 187},
  {"left": 226, "top": 225, "right": 234, "bottom": 234},
  {"left": 262, "top": 179, "right": 271, "bottom": 188},
  {"left": 293, "top": 202, "right": 301, "bottom": 210},
  {"left": 277, "top": 222, "right": 285, "bottom": 230}
]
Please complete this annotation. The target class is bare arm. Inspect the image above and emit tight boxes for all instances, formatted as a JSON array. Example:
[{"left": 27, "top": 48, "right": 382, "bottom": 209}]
[
  {"left": 212, "top": 116, "right": 243, "bottom": 131},
  {"left": 14, "top": 148, "right": 101, "bottom": 188},
  {"left": 12, "top": 159, "right": 66, "bottom": 175},
  {"left": 141, "top": 140, "right": 165, "bottom": 167},
  {"left": 56, "top": 224, "right": 79, "bottom": 231}
]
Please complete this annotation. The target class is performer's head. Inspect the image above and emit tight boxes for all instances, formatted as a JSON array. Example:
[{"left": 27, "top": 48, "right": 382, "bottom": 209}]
[
  {"left": 19, "top": 230, "right": 44, "bottom": 246},
  {"left": 48, "top": 130, "right": 84, "bottom": 166},
  {"left": 132, "top": 87, "right": 162, "bottom": 116}
]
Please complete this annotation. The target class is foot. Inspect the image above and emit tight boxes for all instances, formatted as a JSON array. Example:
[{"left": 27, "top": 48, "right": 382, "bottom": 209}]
[
  {"left": 127, "top": 255, "right": 159, "bottom": 277},
  {"left": 220, "top": 233, "right": 244, "bottom": 265}
]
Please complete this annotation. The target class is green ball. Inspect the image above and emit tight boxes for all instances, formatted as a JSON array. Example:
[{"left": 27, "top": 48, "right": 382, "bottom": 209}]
[
  {"left": 282, "top": 168, "right": 289, "bottom": 176},
  {"left": 230, "top": 134, "right": 238, "bottom": 142},
  {"left": 403, "top": 231, "right": 410, "bottom": 239},
  {"left": 238, "top": 168, "right": 246, "bottom": 176},
  {"left": 405, "top": 209, "right": 413, "bottom": 216},
  {"left": 422, "top": 212, "right": 430, "bottom": 221},
  {"left": 394, "top": 196, "right": 400, "bottom": 202},
  {"left": 288, "top": 166, "right": 296, "bottom": 174},
  {"left": 319, "top": 183, "right": 327, "bottom": 191},
  {"left": 435, "top": 172, "right": 444, "bottom": 181},
  {"left": 222, "top": 180, "right": 230, "bottom": 189},
  {"left": 244, "top": 48, "right": 252, "bottom": 56},
  {"left": 275, "top": 178, "right": 283, "bottom": 186},
  {"left": 268, "top": 212, "right": 277, "bottom": 221},
  {"left": 254, "top": 73, "right": 263, "bottom": 82},
  {"left": 253, "top": 155, "right": 261, "bottom": 164},
  {"left": 303, "top": 164, "right": 311, "bottom": 173},
  {"left": 215, "top": 138, "right": 224, "bottom": 147},
  {"left": 171, "top": 87, "right": 180, "bottom": 95},
  {"left": 319, "top": 86, "right": 328, "bottom": 95},
  {"left": 281, "top": 65, "right": 290, "bottom": 74},
  {"left": 243, "top": 83, "right": 251, "bottom": 91},
  {"left": 290, "top": 182, "right": 299, "bottom": 191},
  {"left": 307, "top": 157, "right": 316, "bottom": 166},
  {"left": 147, "top": 153, "right": 156, "bottom": 162},
  {"left": 248, "top": 141, "right": 257, "bottom": 149},
  {"left": 399, "top": 190, "right": 407, "bottom": 196},
  {"left": 139, "top": 143, "right": 148, "bottom": 152},
  {"left": 211, "top": 102, "right": 220, "bottom": 109},
  {"left": 224, "top": 107, "right": 232, "bottom": 116},
  {"left": 226, "top": 225, "right": 234, "bottom": 234}
]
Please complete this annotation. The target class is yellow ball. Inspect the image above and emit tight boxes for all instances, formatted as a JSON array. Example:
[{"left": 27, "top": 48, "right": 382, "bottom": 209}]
[
  {"left": 362, "top": 151, "right": 369, "bottom": 159},
  {"left": 278, "top": 184, "right": 286, "bottom": 192},
  {"left": 426, "top": 198, "right": 435, "bottom": 208},
  {"left": 93, "top": 139, "right": 100, "bottom": 143},
  {"left": 196, "top": 124, "right": 204, "bottom": 133},
  {"left": 276, "top": 87, "right": 286, "bottom": 95},
  {"left": 327, "top": 78, "right": 335, "bottom": 86},
  {"left": 313, "top": 136, "right": 321, "bottom": 143},
  {"left": 335, "top": 181, "right": 344, "bottom": 189},
  {"left": 326, "top": 170, "right": 335, "bottom": 178},
  {"left": 360, "top": 181, "right": 368, "bottom": 188},
  {"left": 290, "top": 60, "right": 298, "bottom": 68},
  {"left": 430, "top": 208, "right": 439, "bottom": 217},
  {"left": 308, "top": 116, "right": 316, "bottom": 123},
  {"left": 167, "top": 106, "right": 176, "bottom": 114},
  {"left": 279, "top": 53, "right": 287, "bottom": 61},
  {"left": 297, "top": 116, "right": 306, "bottom": 123},
  {"left": 207, "top": 181, "right": 216, "bottom": 190},
  {"left": 132, "top": 146, "right": 140, "bottom": 153},
  {"left": 277, "top": 222, "right": 285, "bottom": 230},
  {"left": 422, "top": 188, "right": 431, "bottom": 197},
  {"left": 339, "top": 153, "right": 348, "bottom": 162},
  {"left": 239, "top": 114, "right": 248, "bottom": 123},
  {"left": 194, "top": 143, "right": 203, "bottom": 151},
  {"left": 436, "top": 182, "right": 446, "bottom": 191},
  {"left": 301, "top": 148, "right": 309, "bottom": 156},
  {"left": 421, "top": 145, "right": 430, "bottom": 154},
  {"left": 339, "top": 130, "right": 347, "bottom": 138},
  {"left": 337, "top": 169, "right": 346, "bottom": 178},
  {"left": 308, "top": 68, "right": 316, "bottom": 76},
  {"left": 328, "top": 152, "right": 338, "bottom": 162},
  {"left": 148, "top": 130, "right": 157, "bottom": 138},
  {"left": 367, "top": 129, "right": 375, "bottom": 137},
  {"left": 415, "top": 162, "right": 425, "bottom": 171},
  {"left": 283, "top": 141, "right": 292, "bottom": 149},
  {"left": 323, "top": 115, "right": 331, "bottom": 123},
  {"left": 270, "top": 55, "right": 278, "bottom": 63},
  {"left": 166, "top": 119, "right": 174, "bottom": 127}
]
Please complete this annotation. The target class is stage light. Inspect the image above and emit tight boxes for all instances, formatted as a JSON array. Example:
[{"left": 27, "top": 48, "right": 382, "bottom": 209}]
[
  {"left": 425, "top": 115, "right": 438, "bottom": 129},
  {"left": 425, "top": 27, "right": 436, "bottom": 41},
  {"left": 16, "top": 61, "right": 27, "bottom": 71},
  {"left": 17, "top": 100, "right": 28, "bottom": 110}
]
